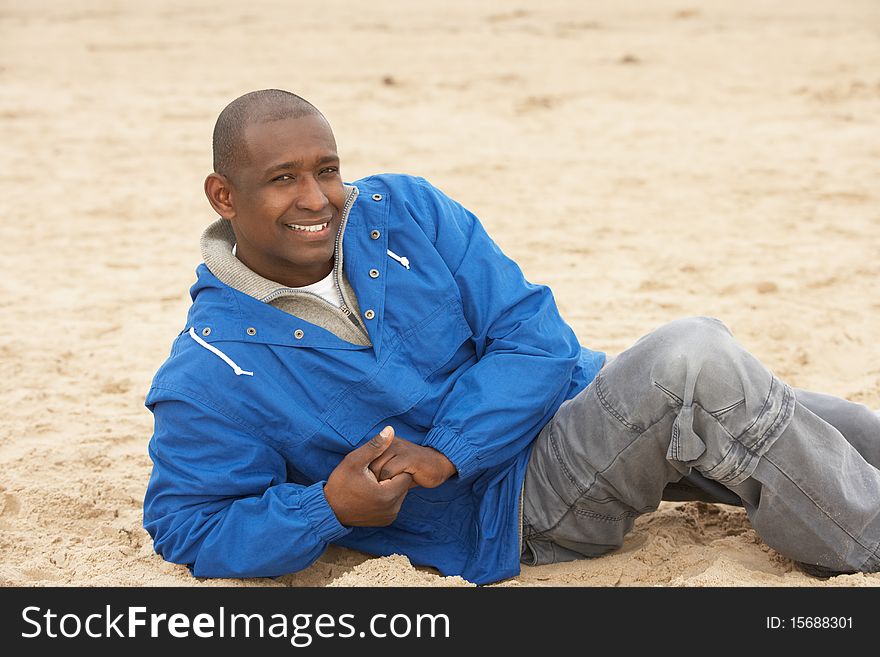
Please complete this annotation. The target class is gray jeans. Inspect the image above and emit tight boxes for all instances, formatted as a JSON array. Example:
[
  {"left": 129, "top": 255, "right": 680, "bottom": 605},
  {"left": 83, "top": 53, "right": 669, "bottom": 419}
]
[{"left": 521, "top": 316, "right": 880, "bottom": 574}]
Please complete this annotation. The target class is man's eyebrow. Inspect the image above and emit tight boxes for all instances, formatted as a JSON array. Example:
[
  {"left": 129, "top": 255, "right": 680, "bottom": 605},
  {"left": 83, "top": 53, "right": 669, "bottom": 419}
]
[{"left": 264, "top": 154, "right": 339, "bottom": 175}]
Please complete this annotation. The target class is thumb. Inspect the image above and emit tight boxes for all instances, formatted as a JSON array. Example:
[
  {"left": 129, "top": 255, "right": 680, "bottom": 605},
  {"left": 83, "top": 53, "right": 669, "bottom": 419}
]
[{"left": 351, "top": 426, "right": 394, "bottom": 465}]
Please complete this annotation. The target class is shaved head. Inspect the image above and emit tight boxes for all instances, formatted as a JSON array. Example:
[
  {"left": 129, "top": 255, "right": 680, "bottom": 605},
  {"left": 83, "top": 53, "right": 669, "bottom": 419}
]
[{"left": 212, "top": 89, "right": 324, "bottom": 180}]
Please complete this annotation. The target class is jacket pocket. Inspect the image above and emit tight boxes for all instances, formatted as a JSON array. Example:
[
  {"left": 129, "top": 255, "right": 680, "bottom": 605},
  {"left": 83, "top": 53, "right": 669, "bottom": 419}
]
[
  {"left": 399, "top": 299, "right": 472, "bottom": 379},
  {"left": 324, "top": 363, "right": 428, "bottom": 446}
]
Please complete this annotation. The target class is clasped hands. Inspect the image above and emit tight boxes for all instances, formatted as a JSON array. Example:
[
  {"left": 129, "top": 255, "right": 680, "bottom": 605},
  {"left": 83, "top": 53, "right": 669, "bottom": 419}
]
[{"left": 324, "top": 426, "right": 457, "bottom": 527}]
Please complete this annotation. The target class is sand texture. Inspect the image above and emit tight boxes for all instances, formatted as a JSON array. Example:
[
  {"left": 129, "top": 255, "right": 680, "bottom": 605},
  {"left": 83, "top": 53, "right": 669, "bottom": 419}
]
[{"left": 1, "top": 0, "right": 879, "bottom": 587}]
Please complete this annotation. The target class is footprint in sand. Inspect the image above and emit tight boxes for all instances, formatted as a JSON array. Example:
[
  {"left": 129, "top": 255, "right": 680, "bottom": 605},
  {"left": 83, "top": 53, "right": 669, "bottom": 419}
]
[
  {"left": 515, "top": 95, "right": 567, "bottom": 114},
  {"left": 673, "top": 9, "right": 701, "bottom": 20},
  {"left": 100, "top": 379, "right": 131, "bottom": 395},
  {"left": 0, "top": 492, "right": 21, "bottom": 516},
  {"left": 487, "top": 10, "right": 530, "bottom": 23}
]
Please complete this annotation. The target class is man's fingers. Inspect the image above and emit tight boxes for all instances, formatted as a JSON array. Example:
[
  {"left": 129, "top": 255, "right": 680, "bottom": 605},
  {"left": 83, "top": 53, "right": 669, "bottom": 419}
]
[
  {"left": 369, "top": 451, "right": 397, "bottom": 480},
  {"left": 350, "top": 426, "right": 395, "bottom": 466},
  {"left": 381, "top": 472, "right": 414, "bottom": 496}
]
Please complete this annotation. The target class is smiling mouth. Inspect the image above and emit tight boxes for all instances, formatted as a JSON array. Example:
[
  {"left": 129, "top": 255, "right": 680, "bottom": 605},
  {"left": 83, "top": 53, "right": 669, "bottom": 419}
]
[{"left": 284, "top": 221, "right": 330, "bottom": 233}]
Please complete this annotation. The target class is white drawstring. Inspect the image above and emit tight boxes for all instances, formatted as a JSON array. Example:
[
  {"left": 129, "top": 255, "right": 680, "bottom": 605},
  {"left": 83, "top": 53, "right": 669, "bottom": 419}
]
[
  {"left": 387, "top": 249, "right": 410, "bottom": 269},
  {"left": 188, "top": 327, "right": 254, "bottom": 376}
]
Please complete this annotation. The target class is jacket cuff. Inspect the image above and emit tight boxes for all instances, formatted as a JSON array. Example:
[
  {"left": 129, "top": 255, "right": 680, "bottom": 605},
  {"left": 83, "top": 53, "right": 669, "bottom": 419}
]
[
  {"left": 300, "top": 482, "right": 350, "bottom": 542},
  {"left": 423, "top": 425, "right": 479, "bottom": 480}
]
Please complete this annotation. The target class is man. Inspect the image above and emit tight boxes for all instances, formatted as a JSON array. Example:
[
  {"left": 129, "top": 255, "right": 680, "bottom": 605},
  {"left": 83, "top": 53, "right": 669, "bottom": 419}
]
[{"left": 143, "top": 89, "right": 880, "bottom": 584}]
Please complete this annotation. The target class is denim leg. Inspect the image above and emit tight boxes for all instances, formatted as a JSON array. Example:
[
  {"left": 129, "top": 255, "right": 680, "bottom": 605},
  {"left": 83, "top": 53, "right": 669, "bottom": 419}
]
[
  {"left": 795, "top": 389, "right": 880, "bottom": 468},
  {"left": 521, "top": 316, "right": 880, "bottom": 573}
]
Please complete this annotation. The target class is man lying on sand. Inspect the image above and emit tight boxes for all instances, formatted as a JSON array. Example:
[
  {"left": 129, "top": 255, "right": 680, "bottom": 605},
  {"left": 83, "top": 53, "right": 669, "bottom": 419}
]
[{"left": 142, "top": 89, "right": 880, "bottom": 584}]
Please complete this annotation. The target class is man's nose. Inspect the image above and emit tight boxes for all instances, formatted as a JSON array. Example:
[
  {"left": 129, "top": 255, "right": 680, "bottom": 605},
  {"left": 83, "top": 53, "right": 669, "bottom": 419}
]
[{"left": 296, "top": 175, "right": 328, "bottom": 211}]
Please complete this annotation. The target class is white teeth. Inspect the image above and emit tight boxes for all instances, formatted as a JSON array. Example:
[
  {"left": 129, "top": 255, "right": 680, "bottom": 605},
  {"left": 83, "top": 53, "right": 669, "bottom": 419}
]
[{"left": 286, "top": 222, "right": 328, "bottom": 233}]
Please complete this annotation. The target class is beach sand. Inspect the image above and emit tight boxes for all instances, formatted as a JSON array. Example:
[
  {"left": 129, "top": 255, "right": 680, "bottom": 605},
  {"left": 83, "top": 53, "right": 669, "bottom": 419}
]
[{"left": 1, "top": 0, "right": 879, "bottom": 587}]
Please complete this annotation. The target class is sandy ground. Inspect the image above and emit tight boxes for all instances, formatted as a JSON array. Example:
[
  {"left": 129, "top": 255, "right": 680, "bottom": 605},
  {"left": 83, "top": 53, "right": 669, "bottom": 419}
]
[{"left": 1, "top": 0, "right": 879, "bottom": 588}]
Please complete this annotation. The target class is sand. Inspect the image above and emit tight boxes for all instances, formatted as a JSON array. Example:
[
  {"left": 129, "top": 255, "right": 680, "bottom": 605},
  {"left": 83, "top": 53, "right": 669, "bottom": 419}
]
[{"left": 1, "top": 0, "right": 879, "bottom": 588}]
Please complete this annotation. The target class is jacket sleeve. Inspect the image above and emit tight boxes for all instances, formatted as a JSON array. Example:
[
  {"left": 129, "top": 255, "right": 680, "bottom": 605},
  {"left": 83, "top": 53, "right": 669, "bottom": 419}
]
[
  {"left": 410, "top": 178, "right": 584, "bottom": 480},
  {"left": 143, "top": 390, "right": 350, "bottom": 578}
]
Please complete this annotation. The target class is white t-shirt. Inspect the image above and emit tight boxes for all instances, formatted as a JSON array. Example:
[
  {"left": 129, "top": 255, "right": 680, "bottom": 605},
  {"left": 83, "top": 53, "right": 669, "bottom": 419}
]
[{"left": 294, "top": 270, "right": 344, "bottom": 308}]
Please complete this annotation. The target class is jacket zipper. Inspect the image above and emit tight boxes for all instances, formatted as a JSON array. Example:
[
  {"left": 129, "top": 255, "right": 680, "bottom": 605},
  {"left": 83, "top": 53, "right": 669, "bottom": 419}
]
[{"left": 333, "top": 188, "right": 369, "bottom": 338}]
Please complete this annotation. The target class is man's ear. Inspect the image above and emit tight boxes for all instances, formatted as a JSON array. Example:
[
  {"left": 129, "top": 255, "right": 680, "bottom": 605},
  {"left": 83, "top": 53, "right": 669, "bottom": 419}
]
[{"left": 204, "top": 173, "right": 236, "bottom": 219}]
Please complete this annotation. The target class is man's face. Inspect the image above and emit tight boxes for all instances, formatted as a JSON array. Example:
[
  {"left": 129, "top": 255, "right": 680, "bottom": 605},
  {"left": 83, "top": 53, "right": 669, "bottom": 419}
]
[{"left": 224, "top": 114, "right": 348, "bottom": 287}]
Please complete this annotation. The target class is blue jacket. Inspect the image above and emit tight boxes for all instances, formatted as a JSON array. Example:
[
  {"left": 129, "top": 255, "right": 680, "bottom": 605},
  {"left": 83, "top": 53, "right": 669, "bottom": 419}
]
[{"left": 143, "top": 174, "right": 605, "bottom": 584}]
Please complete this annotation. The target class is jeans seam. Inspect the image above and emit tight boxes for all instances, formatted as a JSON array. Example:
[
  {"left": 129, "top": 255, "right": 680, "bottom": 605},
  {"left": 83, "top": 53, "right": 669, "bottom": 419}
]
[
  {"left": 859, "top": 539, "right": 880, "bottom": 572},
  {"left": 695, "top": 404, "right": 737, "bottom": 441},
  {"left": 548, "top": 425, "right": 587, "bottom": 495},
  {"left": 701, "top": 441, "right": 737, "bottom": 478},
  {"left": 754, "top": 383, "right": 794, "bottom": 452},
  {"left": 763, "top": 450, "right": 878, "bottom": 560},
  {"left": 738, "top": 374, "right": 774, "bottom": 438},
  {"left": 671, "top": 418, "right": 680, "bottom": 460},
  {"left": 596, "top": 373, "right": 642, "bottom": 432},
  {"left": 710, "top": 398, "right": 745, "bottom": 418},
  {"left": 653, "top": 381, "right": 683, "bottom": 405},
  {"left": 570, "top": 507, "right": 640, "bottom": 522}
]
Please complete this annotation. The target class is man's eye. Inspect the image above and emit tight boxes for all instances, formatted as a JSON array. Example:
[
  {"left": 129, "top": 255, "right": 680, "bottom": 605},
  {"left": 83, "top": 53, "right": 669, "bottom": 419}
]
[
  {"left": 273, "top": 174, "right": 294, "bottom": 182},
  {"left": 320, "top": 167, "right": 339, "bottom": 176}
]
